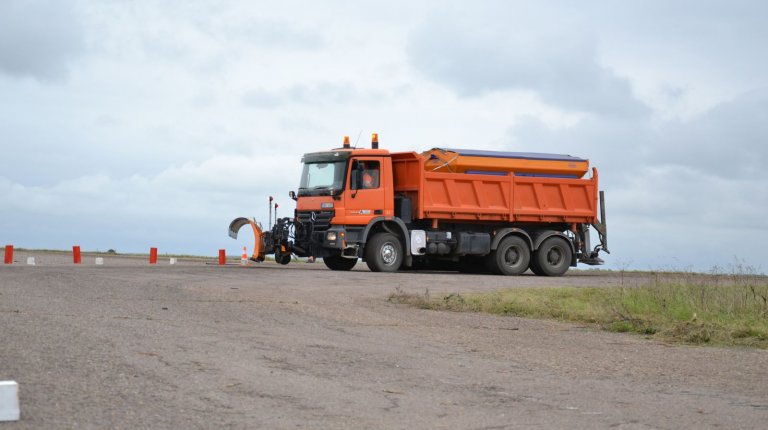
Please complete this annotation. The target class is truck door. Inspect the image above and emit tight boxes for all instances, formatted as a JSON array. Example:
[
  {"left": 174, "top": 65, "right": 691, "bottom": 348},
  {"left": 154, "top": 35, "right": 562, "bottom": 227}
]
[{"left": 344, "top": 157, "right": 385, "bottom": 225}]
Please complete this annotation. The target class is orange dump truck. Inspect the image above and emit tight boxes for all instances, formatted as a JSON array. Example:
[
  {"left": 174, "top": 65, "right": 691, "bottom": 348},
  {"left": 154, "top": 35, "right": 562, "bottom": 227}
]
[{"left": 230, "top": 135, "right": 608, "bottom": 276}]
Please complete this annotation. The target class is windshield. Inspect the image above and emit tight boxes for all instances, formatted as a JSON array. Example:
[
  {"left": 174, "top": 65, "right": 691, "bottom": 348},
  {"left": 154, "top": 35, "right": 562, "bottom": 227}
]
[{"left": 298, "top": 160, "right": 347, "bottom": 196}]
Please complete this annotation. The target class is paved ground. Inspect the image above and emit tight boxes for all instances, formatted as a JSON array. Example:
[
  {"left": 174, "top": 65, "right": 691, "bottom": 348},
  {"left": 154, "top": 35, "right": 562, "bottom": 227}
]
[{"left": 1, "top": 251, "right": 767, "bottom": 429}]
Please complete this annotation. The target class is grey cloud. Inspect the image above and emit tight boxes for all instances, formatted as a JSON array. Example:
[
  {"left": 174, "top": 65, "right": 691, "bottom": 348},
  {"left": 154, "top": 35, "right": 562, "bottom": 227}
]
[
  {"left": 288, "top": 83, "right": 356, "bottom": 104},
  {"left": 511, "top": 88, "right": 768, "bottom": 181},
  {"left": 0, "top": 0, "right": 85, "bottom": 81},
  {"left": 407, "top": 3, "right": 649, "bottom": 117},
  {"left": 509, "top": 115, "right": 652, "bottom": 184},
  {"left": 507, "top": 87, "right": 768, "bottom": 232},
  {"left": 597, "top": 1, "right": 768, "bottom": 83},
  {"left": 659, "top": 85, "right": 687, "bottom": 102},
  {"left": 655, "top": 88, "right": 768, "bottom": 179},
  {"left": 242, "top": 89, "right": 284, "bottom": 108},
  {"left": 229, "top": 20, "right": 324, "bottom": 51},
  {"left": 242, "top": 82, "right": 357, "bottom": 108}
]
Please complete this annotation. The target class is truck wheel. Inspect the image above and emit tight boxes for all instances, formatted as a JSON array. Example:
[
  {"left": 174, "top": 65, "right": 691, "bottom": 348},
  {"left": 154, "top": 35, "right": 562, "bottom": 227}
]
[
  {"left": 365, "top": 233, "right": 403, "bottom": 272},
  {"left": 488, "top": 235, "right": 530, "bottom": 275},
  {"left": 274, "top": 250, "right": 291, "bottom": 265},
  {"left": 323, "top": 254, "right": 357, "bottom": 271},
  {"left": 528, "top": 256, "right": 544, "bottom": 276},
  {"left": 532, "top": 237, "right": 572, "bottom": 276}
]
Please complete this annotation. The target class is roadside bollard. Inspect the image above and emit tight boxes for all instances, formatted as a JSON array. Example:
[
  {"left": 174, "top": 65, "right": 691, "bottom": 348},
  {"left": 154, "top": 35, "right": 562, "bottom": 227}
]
[
  {"left": 149, "top": 247, "right": 158, "bottom": 265},
  {"left": 3, "top": 245, "right": 12, "bottom": 264},
  {"left": 241, "top": 246, "right": 248, "bottom": 266},
  {"left": 218, "top": 249, "right": 226, "bottom": 265},
  {"left": 73, "top": 246, "right": 82, "bottom": 264}
]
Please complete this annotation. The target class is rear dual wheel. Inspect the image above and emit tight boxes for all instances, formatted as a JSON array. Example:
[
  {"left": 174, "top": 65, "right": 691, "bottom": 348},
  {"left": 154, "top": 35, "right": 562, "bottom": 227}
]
[
  {"left": 530, "top": 236, "right": 572, "bottom": 277},
  {"left": 487, "top": 236, "right": 530, "bottom": 275}
]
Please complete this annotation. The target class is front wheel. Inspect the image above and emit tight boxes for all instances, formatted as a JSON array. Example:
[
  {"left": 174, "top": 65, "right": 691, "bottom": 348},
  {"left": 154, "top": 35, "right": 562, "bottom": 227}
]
[
  {"left": 365, "top": 233, "right": 403, "bottom": 272},
  {"left": 274, "top": 248, "right": 291, "bottom": 265},
  {"left": 531, "top": 236, "right": 572, "bottom": 276},
  {"left": 323, "top": 254, "right": 357, "bottom": 271}
]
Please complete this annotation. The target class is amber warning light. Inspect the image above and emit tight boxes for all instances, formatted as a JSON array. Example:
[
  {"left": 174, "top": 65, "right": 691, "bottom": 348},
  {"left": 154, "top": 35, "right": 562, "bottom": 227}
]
[
  {"left": 343, "top": 135, "right": 350, "bottom": 149},
  {"left": 371, "top": 133, "right": 379, "bottom": 149}
]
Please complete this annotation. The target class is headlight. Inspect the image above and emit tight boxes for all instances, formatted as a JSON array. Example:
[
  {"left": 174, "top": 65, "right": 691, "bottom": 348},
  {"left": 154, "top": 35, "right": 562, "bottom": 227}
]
[
  {"left": 321, "top": 202, "right": 334, "bottom": 209},
  {"left": 326, "top": 232, "right": 337, "bottom": 241}
]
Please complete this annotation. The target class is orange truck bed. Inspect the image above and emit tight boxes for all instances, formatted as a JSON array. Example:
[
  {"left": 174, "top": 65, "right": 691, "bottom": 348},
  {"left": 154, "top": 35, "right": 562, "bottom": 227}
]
[{"left": 392, "top": 151, "right": 598, "bottom": 224}]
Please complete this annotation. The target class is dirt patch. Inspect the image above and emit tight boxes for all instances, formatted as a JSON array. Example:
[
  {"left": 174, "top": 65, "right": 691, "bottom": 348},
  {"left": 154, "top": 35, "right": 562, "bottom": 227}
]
[{"left": 1, "top": 254, "right": 767, "bottom": 428}]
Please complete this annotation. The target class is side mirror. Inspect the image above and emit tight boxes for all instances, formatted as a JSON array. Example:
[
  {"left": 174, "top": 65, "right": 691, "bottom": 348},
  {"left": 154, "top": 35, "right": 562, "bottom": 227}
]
[{"left": 288, "top": 190, "right": 297, "bottom": 201}]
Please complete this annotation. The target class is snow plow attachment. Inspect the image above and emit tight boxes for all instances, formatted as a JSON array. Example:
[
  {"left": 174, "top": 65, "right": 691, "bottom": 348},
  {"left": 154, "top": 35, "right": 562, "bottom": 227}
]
[{"left": 228, "top": 217, "right": 266, "bottom": 262}]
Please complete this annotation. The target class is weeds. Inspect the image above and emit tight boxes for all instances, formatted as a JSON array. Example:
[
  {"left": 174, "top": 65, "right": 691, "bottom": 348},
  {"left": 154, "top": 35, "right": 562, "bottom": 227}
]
[{"left": 389, "top": 266, "right": 768, "bottom": 348}]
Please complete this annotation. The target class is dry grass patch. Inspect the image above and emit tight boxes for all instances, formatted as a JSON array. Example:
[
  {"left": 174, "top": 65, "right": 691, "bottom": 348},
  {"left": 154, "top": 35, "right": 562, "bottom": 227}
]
[{"left": 389, "top": 268, "right": 768, "bottom": 348}]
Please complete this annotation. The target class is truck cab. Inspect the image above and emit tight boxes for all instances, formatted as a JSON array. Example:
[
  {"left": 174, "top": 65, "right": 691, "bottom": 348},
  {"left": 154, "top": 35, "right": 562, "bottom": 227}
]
[{"left": 292, "top": 140, "right": 401, "bottom": 269}]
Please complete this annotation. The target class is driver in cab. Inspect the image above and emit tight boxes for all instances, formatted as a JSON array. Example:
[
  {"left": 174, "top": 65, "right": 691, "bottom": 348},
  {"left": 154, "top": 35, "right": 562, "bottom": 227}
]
[{"left": 358, "top": 162, "right": 379, "bottom": 189}]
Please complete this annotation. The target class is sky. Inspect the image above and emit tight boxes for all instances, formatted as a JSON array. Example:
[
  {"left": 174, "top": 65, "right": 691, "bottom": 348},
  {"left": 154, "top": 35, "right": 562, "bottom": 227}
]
[{"left": 1, "top": 0, "right": 766, "bottom": 272}]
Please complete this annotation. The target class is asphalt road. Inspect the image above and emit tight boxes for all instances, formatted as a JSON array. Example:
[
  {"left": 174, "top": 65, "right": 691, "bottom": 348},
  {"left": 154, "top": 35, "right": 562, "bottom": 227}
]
[{"left": 1, "top": 252, "right": 767, "bottom": 429}]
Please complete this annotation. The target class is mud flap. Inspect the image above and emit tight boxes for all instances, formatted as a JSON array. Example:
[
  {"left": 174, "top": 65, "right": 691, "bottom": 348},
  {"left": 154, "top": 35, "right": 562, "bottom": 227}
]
[{"left": 228, "top": 217, "right": 266, "bottom": 261}]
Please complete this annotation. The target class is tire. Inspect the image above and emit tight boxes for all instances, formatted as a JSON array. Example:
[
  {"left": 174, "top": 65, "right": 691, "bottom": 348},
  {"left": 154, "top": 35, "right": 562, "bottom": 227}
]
[
  {"left": 274, "top": 250, "right": 291, "bottom": 265},
  {"left": 532, "top": 236, "right": 572, "bottom": 277},
  {"left": 528, "top": 255, "right": 545, "bottom": 276},
  {"left": 365, "top": 232, "right": 403, "bottom": 272},
  {"left": 487, "top": 235, "right": 530, "bottom": 275},
  {"left": 323, "top": 254, "right": 357, "bottom": 271}
]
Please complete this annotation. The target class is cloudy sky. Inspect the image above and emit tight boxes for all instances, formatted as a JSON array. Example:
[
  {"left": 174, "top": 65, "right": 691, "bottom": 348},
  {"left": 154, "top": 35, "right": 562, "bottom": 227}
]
[{"left": 1, "top": 0, "right": 766, "bottom": 272}]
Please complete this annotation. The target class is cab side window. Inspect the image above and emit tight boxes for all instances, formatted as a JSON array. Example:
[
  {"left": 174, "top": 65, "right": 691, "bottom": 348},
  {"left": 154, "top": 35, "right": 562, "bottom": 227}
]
[{"left": 351, "top": 160, "right": 380, "bottom": 190}]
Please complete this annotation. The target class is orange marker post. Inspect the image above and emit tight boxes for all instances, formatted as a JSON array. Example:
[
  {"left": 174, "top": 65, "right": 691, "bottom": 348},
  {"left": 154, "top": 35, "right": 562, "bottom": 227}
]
[
  {"left": 241, "top": 246, "right": 248, "bottom": 266},
  {"left": 3, "top": 245, "right": 13, "bottom": 264},
  {"left": 218, "top": 249, "right": 226, "bottom": 265},
  {"left": 149, "top": 247, "right": 158, "bottom": 265},
  {"left": 72, "top": 246, "right": 82, "bottom": 264}
]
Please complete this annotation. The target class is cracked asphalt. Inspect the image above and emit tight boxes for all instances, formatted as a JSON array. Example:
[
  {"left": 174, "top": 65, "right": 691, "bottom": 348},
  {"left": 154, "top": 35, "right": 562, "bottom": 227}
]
[{"left": 1, "top": 251, "right": 767, "bottom": 429}]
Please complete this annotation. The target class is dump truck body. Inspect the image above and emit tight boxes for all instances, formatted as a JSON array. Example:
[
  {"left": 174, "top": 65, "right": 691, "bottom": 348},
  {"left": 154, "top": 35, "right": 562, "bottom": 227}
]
[
  {"left": 229, "top": 135, "right": 608, "bottom": 276},
  {"left": 392, "top": 151, "right": 598, "bottom": 224}
]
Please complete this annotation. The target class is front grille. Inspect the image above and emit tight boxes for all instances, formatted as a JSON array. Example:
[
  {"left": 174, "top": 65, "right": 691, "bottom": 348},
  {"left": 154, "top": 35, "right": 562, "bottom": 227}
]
[{"left": 296, "top": 210, "right": 335, "bottom": 232}]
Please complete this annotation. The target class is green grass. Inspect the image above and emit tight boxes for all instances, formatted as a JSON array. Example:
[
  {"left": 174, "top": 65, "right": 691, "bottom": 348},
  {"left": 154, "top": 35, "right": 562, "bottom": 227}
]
[{"left": 389, "top": 269, "right": 768, "bottom": 348}]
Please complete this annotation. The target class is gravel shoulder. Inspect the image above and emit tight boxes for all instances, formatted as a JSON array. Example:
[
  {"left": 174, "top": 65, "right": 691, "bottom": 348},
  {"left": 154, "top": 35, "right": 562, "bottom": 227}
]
[{"left": 1, "top": 252, "right": 766, "bottom": 429}]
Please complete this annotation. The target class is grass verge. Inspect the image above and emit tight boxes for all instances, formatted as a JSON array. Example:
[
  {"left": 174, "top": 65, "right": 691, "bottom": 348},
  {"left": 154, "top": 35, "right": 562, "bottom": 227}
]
[{"left": 389, "top": 269, "right": 768, "bottom": 348}]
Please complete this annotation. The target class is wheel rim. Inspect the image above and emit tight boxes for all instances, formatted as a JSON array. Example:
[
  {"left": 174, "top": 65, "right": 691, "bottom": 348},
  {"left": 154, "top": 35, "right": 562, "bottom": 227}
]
[
  {"left": 381, "top": 242, "right": 397, "bottom": 265},
  {"left": 547, "top": 246, "right": 563, "bottom": 266},
  {"left": 504, "top": 246, "right": 520, "bottom": 266}
]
